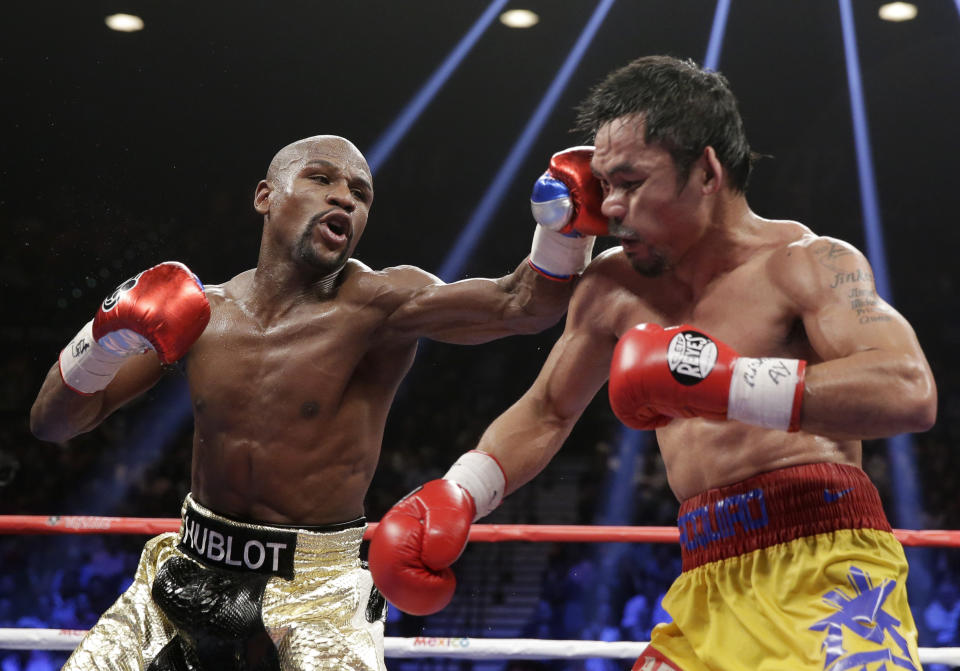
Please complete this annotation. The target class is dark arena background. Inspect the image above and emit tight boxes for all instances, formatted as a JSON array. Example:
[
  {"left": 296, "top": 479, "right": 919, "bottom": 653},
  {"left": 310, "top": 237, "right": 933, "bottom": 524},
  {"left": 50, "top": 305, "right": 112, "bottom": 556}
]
[{"left": 2, "top": 1, "right": 960, "bottom": 669}]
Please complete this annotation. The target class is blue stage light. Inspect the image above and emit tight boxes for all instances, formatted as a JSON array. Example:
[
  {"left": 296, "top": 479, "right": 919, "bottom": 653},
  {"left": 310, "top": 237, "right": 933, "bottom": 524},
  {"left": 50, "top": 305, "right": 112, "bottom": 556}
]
[
  {"left": 366, "top": 0, "right": 510, "bottom": 175},
  {"left": 63, "top": 376, "right": 193, "bottom": 515},
  {"left": 839, "top": 0, "right": 892, "bottom": 294},
  {"left": 838, "top": 0, "right": 932, "bottom": 611},
  {"left": 437, "top": 0, "right": 617, "bottom": 283},
  {"left": 839, "top": 0, "right": 919, "bottom": 528},
  {"left": 703, "top": 0, "right": 732, "bottom": 70},
  {"left": 596, "top": 427, "right": 648, "bottom": 527}
]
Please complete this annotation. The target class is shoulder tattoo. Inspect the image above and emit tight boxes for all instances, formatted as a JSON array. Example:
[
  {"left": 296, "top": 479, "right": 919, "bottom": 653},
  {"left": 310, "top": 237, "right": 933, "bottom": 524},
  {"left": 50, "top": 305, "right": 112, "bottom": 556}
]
[
  {"left": 845, "top": 286, "right": 892, "bottom": 324},
  {"left": 811, "top": 241, "right": 854, "bottom": 273}
]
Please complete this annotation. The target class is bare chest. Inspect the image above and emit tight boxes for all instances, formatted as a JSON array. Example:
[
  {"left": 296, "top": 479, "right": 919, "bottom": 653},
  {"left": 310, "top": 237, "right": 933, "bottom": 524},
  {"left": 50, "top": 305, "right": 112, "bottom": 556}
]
[
  {"left": 184, "top": 299, "right": 405, "bottom": 426},
  {"left": 608, "top": 264, "right": 807, "bottom": 359}
]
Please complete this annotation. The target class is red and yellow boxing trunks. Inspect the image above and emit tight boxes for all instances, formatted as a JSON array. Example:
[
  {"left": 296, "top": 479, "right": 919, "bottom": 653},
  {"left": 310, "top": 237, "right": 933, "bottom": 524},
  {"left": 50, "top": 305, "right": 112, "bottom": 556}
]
[
  {"left": 63, "top": 494, "right": 387, "bottom": 671},
  {"left": 634, "top": 463, "right": 921, "bottom": 671}
]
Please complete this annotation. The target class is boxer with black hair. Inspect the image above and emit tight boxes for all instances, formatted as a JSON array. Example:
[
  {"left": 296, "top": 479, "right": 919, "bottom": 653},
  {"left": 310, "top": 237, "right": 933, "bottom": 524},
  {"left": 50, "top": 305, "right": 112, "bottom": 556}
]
[{"left": 371, "top": 56, "right": 937, "bottom": 671}]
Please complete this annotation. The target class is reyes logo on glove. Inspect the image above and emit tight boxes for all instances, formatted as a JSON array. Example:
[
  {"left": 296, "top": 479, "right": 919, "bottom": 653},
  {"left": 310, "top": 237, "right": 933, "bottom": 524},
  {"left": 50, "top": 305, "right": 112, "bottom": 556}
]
[
  {"left": 100, "top": 272, "right": 144, "bottom": 312},
  {"left": 667, "top": 330, "right": 718, "bottom": 385}
]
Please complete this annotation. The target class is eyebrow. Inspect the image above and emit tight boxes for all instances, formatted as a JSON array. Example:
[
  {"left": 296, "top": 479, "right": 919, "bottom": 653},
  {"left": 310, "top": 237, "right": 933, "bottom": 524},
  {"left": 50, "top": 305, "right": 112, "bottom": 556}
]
[
  {"left": 592, "top": 161, "right": 638, "bottom": 179},
  {"left": 304, "top": 159, "right": 373, "bottom": 194}
]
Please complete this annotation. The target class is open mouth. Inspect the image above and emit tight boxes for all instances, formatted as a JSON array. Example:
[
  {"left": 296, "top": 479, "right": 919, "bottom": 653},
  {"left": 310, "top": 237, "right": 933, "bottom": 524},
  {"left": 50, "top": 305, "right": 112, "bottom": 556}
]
[
  {"left": 315, "top": 212, "right": 351, "bottom": 246},
  {"left": 325, "top": 219, "right": 346, "bottom": 238}
]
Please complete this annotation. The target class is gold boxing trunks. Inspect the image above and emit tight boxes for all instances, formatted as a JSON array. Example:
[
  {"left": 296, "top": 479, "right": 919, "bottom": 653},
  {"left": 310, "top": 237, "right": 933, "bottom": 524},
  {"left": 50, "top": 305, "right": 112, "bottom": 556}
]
[
  {"left": 633, "top": 463, "right": 921, "bottom": 671},
  {"left": 62, "top": 494, "right": 387, "bottom": 671}
]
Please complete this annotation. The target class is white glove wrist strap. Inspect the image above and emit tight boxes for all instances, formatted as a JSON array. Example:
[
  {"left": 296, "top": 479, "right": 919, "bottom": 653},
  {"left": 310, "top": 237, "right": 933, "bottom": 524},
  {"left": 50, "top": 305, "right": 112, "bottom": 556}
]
[
  {"left": 727, "top": 357, "right": 805, "bottom": 432},
  {"left": 443, "top": 450, "right": 507, "bottom": 521},
  {"left": 529, "top": 226, "right": 595, "bottom": 279},
  {"left": 59, "top": 321, "right": 126, "bottom": 395},
  {"left": 58, "top": 320, "right": 152, "bottom": 395}
]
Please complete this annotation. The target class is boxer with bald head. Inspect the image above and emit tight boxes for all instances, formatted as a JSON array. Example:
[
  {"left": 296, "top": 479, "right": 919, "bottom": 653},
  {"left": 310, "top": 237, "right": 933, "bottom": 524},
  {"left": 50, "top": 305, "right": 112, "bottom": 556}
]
[
  {"left": 30, "top": 134, "right": 605, "bottom": 670},
  {"left": 370, "top": 57, "right": 938, "bottom": 670}
]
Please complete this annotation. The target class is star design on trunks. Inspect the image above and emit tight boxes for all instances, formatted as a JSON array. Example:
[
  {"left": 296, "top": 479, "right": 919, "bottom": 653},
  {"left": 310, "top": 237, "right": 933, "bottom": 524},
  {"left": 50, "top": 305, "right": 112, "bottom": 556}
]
[{"left": 808, "top": 565, "right": 920, "bottom": 670}]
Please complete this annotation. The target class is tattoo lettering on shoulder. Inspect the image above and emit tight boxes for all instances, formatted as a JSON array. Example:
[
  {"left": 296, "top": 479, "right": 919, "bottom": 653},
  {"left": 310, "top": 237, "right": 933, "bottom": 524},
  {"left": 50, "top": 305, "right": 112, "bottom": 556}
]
[
  {"left": 812, "top": 242, "right": 854, "bottom": 272},
  {"left": 829, "top": 268, "right": 874, "bottom": 289},
  {"left": 847, "top": 287, "right": 892, "bottom": 324}
]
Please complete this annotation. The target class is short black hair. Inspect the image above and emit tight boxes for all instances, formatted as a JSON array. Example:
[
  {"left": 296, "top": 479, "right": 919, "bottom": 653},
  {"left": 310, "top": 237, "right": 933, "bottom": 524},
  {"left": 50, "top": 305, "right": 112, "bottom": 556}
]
[{"left": 575, "top": 55, "right": 755, "bottom": 192}]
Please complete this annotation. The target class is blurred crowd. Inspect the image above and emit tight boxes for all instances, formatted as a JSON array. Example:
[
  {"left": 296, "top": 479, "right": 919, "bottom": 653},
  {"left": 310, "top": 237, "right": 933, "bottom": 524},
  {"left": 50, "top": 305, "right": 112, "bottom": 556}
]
[
  {"left": 6, "top": 417, "right": 960, "bottom": 670},
  {"left": 2, "top": 399, "right": 960, "bottom": 670}
]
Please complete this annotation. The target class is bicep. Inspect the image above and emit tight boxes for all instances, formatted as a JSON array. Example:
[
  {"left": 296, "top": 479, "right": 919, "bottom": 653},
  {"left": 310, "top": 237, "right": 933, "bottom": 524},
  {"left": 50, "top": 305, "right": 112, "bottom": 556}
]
[
  {"left": 776, "top": 238, "right": 936, "bottom": 435},
  {"left": 804, "top": 289, "right": 925, "bottom": 362},
  {"left": 790, "top": 247, "right": 924, "bottom": 361}
]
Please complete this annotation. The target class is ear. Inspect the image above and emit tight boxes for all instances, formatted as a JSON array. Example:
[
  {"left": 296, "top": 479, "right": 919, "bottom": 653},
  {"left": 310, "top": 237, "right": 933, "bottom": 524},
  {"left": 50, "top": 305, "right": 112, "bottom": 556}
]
[
  {"left": 699, "top": 146, "right": 724, "bottom": 195},
  {"left": 254, "top": 180, "right": 272, "bottom": 215}
]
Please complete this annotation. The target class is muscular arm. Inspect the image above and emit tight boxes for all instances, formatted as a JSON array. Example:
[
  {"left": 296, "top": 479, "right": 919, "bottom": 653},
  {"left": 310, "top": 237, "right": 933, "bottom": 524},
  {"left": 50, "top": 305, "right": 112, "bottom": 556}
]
[
  {"left": 474, "top": 282, "right": 617, "bottom": 495},
  {"left": 380, "top": 260, "right": 574, "bottom": 345},
  {"left": 31, "top": 260, "right": 208, "bottom": 443},
  {"left": 30, "top": 351, "right": 165, "bottom": 443},
  {"left": 777, "top": 238, "right": 937, "bottom": 440},
  {"left": 368, "top": 264, "right": 612, "bottom": 616}
]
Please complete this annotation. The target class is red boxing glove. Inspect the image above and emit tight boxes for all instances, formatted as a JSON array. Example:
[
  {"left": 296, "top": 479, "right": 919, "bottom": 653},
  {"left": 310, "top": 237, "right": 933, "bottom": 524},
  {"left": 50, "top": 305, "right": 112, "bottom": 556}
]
[
  {"left": 609, "top": 324, "right": 806, "bottom": 433},
  {"left": 368, "top": 480, "right": 475, "bottom": 616},
  {"left": 530, "top": 146, "right": 607, "bottom": 237},
  {"left": 93, "top": 261, "right": 209, "bottom": 363},
  {"left": 528, "top": 147, "right": 605, "bottom": 280},
  {"left": 59, "top": 262, "right": 210, "bottom": 394}
]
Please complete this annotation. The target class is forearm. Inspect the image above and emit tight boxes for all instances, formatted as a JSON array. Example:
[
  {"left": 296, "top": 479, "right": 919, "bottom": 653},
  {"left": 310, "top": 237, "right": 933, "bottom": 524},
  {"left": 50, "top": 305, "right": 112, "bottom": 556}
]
[
  {"left": 31, "top": 345, "right": 165, "bottom": 443},
  {"left": 476, "top": 393, "right": 576, "bottom": 496},
  {"left": 800, "top": 349, "right": 936, "bottom": 440},
  {"left": 409, "top": 264, "right": 574, "bottom": 345},
  {"left": 30, "top": 362, "right": 106, "bottom": 442},
  {"left": 494, "top": 260, "right": 575, "bottom": 335}
]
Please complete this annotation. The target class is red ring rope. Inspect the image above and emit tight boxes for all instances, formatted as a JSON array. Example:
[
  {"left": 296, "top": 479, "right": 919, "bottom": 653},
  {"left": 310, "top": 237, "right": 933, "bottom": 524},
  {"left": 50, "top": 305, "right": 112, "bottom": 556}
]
[{"left": 1, "top": 516, "right": 958, "bottom": 547}]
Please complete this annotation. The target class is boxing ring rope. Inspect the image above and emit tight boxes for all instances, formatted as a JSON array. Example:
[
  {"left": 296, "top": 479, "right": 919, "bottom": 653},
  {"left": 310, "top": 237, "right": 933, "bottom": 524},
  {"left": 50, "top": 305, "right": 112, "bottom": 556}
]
[
  {"left": 3, "top": 516, "right": 960, "bottom": 664},
  {"left": 4, "top": 515, "right": 960, "bottom": 546},
  {"left": 0, "top": 629, "right": 958, "bottom": 663},
  {"left": 0, "top": 629, "right": 643, "bottom": 658}
]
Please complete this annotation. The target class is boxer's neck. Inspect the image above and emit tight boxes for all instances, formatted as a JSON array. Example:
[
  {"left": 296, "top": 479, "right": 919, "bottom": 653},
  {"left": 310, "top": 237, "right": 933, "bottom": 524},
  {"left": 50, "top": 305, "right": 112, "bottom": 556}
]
[
  {"left": 248, "top": 261, "right": 345, "bottom": 318},
  {"left": 316, "top": 265, "right": 343, "bottom": 296}
]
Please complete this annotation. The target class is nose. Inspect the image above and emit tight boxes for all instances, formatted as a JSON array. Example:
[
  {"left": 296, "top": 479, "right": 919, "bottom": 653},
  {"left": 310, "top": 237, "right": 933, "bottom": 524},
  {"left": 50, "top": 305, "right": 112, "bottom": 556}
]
[
  {"left": 600, "top": 189, "right": 626, "bottom": 221},
  {"left": 326, "top": 181, "right": 355, "bottom": 212}
]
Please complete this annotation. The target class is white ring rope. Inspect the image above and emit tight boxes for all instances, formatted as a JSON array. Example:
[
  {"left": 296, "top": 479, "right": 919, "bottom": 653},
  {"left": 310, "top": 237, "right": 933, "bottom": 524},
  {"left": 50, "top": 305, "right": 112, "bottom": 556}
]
[{"left": 0, "top": 629, "right": 958, "bottom": 663}]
